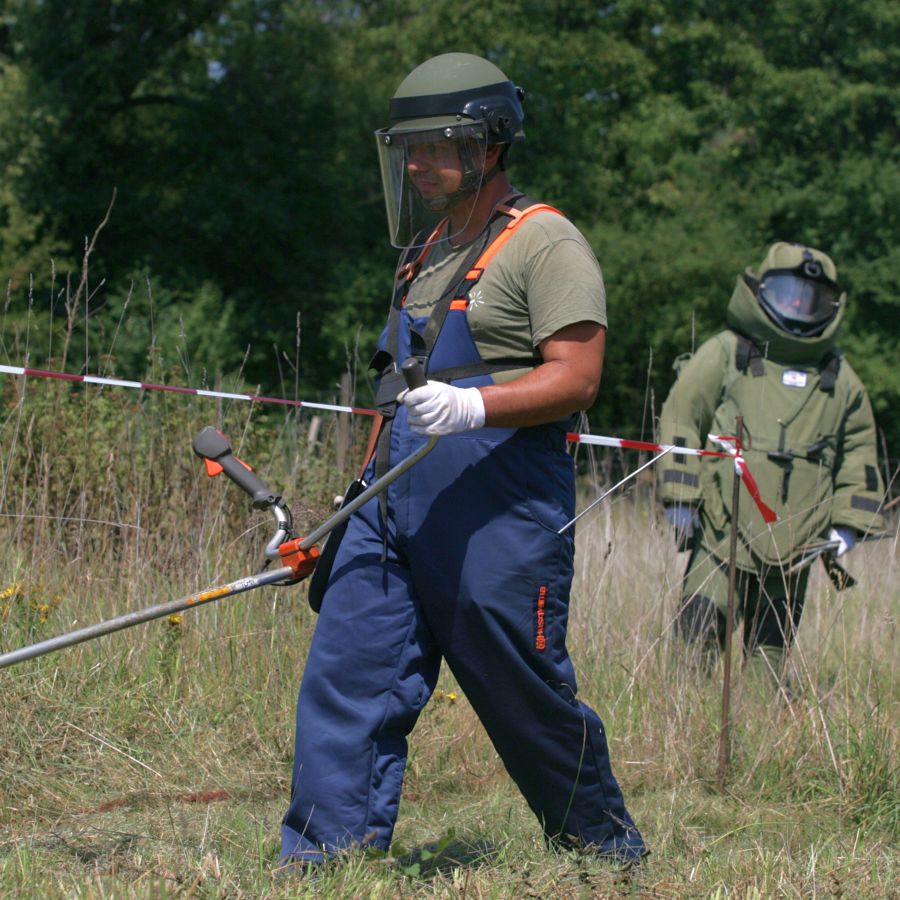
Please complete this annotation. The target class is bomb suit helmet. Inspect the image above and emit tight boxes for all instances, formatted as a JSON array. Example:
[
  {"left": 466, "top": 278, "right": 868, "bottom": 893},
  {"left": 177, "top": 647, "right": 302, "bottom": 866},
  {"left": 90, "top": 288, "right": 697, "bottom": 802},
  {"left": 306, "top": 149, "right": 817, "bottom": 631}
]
[
  {"left": 749, "top": 242, "right": 842, "bottom": 337},
  {"left": 375, "top": 52, "right": 525, "bottom": 248}
]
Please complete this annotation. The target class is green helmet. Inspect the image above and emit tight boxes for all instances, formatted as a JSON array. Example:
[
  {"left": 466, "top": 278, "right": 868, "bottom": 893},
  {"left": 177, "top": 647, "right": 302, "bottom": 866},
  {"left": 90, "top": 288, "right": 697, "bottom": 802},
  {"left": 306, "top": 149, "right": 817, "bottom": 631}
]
[
  {"left": 387, "top": 52, "right": 525, "bottom": 143},
  {"left": 745, "top": 242, "right": 842, "bottom": 337},
  {"left": 375, "top": 53, "right": 525, "bottom": 247}
]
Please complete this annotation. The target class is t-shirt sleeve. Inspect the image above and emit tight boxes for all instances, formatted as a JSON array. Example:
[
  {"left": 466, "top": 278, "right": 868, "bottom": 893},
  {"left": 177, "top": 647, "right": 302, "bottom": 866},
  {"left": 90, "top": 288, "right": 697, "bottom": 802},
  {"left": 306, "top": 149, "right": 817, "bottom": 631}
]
[{"left": 520, "top": 213, "right": 607, "bottom": 347}]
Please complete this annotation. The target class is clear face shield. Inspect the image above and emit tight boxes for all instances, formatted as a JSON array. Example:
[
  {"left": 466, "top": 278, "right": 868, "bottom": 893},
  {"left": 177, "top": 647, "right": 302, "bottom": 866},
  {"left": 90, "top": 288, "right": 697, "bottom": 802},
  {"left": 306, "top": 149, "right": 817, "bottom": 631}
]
[
  {"left": 757, "top": 260, "right": 841, "bottom": 336},
  {"left": 374, "top": 122, "right": 489, "bottom": 248}
]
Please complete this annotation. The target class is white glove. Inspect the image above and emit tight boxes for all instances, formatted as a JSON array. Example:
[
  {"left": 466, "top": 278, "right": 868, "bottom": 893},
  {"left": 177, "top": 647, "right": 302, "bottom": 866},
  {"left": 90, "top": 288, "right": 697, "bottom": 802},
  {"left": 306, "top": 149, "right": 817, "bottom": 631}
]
[
  {"left": 399, "top": 381, "right": 485, "bottom": 436},
  {"left": 828, "top": 526, "right": 857, "bottom": 558}
]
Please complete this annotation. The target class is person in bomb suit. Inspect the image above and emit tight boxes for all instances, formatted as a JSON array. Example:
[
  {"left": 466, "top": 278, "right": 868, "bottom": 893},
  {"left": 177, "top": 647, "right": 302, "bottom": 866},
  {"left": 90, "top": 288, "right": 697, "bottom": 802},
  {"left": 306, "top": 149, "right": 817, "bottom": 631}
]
[
  {"left": 660, "top": 242, "right": 884, "bottom": 679},
  {"left": 658, "top": 242, "right": 886, "bottom": 681},
  {"left": 280, "top": 53, "right": 646, "bottom": 868}
]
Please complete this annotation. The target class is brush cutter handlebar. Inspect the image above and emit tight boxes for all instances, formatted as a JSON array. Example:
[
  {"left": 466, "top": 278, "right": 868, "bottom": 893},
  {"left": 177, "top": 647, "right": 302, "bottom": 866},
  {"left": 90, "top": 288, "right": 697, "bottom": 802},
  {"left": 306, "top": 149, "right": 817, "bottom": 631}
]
[
  {"left": 0, "top": 360, "right": 434, "bottom": 670},
  {"left": 192, "top": 357, "right": 427, "bottom": 517},
  {"left": 400, "top": 356, "right": 427, "bottom": 390},
  {"left": 192, "top": 427, "right": 281, "bottom": 510}
]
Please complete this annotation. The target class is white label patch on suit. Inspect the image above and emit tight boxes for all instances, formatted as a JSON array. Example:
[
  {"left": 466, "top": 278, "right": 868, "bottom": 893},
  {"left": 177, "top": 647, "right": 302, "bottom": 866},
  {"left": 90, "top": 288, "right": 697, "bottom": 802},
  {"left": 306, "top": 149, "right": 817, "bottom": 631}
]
[{"left": 782, "top": 370, "right": 808, "bottom": 388}]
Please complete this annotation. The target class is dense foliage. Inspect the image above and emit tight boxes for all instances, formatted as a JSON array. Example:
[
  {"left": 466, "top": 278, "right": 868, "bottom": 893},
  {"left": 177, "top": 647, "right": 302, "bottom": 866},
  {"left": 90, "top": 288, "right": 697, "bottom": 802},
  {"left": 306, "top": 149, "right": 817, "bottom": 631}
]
[{"left": 1, "top": 0, "right": 897, "bottom": 457}]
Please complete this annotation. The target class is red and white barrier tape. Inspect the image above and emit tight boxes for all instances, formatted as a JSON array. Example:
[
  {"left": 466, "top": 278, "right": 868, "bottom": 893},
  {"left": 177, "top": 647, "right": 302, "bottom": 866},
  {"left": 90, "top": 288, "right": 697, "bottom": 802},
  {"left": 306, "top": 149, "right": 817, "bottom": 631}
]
[
  {"left": 710, "top": 435, "right": 778, "bottom": 524},
  {"left": 567, "top": 430, "right": 777, "bottom": 522},
  {"left": 1, "top": 362, "right": 777, "bottom": 521},
  {"left": 566, "top": 431, "right": 725, "bottom": 459},
  {"left": 0, "top": 364, "right": 375, "bottom": 416}
]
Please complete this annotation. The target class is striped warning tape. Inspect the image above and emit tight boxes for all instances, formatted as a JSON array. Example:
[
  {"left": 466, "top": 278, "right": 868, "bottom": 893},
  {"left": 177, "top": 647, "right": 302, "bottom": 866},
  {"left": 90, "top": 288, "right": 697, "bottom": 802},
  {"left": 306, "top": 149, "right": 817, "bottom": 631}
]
[
  {"left": 566, "top": 431, "right": 727, "bottom": 458},
  {"left": 567, "top": 430, "right": 777, "bottom": 522},
  {"left": 0, "top": 362, "right": 776, "bottom": 521},
  {"left": 0, "top": 363, "right": 374, "bottom": 415},
  {"left": 711, "top": 435, "right": 778, "bottom": 524}
]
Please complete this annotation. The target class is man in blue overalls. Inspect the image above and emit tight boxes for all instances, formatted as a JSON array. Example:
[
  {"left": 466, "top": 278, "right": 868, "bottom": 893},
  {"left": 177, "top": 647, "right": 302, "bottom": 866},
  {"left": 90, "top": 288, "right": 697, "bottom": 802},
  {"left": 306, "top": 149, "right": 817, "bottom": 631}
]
[{"left": 281, "top": 52, "right": 646, "bottom": 868}]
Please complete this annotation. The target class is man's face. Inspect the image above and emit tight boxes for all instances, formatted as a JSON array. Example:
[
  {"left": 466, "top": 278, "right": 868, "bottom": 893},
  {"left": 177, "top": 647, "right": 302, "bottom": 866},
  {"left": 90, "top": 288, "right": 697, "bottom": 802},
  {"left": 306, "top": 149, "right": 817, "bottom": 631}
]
[
  {"left": 374, "top": 124, "right": 493, "bottom": 244},
  {"left": 406, "top": 139, "right": 464, "bottom": 204}
]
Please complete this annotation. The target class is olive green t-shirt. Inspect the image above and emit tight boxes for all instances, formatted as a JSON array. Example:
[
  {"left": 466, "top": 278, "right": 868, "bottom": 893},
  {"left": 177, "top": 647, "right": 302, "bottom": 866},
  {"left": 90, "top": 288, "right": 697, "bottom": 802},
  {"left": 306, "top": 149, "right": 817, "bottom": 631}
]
[{"left": 404, "top": 208, "right": 606, "bottom": 381}]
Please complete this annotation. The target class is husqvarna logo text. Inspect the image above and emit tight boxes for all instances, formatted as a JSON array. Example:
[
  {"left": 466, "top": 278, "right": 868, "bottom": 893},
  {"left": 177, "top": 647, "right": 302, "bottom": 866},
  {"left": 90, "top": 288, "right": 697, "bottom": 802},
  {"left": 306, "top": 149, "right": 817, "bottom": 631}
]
[{"left": 535, "top": 585, "right": 548, "bottom": 651}]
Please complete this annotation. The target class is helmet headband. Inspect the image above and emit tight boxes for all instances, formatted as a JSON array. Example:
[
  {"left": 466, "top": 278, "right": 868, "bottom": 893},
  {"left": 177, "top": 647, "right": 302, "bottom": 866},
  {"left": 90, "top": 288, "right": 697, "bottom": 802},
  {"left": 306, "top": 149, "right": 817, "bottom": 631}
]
[{"left": 388, "top": 81, "right": 525, "bottom": 144}]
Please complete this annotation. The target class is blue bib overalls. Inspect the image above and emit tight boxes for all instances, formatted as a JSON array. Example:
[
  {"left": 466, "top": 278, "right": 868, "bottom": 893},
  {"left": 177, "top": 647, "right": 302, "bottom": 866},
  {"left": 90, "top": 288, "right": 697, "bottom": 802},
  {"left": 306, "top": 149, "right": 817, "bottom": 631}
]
[{"left": 281, "top": 209, "right": 645, "bottom": 865}]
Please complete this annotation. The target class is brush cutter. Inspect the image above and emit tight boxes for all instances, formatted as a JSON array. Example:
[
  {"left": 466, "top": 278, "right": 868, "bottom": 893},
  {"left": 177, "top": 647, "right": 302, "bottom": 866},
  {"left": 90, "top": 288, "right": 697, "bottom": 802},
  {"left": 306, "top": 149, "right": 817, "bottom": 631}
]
[{"left": 0, "top": 359, "right": 431, "bottom": 670}]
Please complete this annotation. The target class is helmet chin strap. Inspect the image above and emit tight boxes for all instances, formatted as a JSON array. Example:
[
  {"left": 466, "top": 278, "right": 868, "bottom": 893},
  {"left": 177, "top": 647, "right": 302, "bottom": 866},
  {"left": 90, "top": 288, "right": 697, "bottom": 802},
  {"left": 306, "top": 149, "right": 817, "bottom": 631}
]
[{"left": 422, "top": 160, "right": 502, "bottom": 212}]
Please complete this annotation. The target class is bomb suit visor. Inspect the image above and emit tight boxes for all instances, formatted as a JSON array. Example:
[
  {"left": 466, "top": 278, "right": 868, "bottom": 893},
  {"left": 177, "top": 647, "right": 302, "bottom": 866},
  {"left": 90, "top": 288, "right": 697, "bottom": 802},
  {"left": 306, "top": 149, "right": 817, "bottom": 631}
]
[{"left": 757, "top": 260, "right": 841, "bottom": 336}]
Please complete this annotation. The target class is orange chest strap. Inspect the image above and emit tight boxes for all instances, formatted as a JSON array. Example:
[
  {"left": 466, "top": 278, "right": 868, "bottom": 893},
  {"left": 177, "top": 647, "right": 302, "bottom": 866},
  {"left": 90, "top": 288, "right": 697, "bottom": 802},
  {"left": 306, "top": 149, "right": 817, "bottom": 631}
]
[
  {"left": 400, "top": 202, "right": 563, "bottom": 310},
  {"left": 452, "top": 202, "right": 562, "bottom": 308}
]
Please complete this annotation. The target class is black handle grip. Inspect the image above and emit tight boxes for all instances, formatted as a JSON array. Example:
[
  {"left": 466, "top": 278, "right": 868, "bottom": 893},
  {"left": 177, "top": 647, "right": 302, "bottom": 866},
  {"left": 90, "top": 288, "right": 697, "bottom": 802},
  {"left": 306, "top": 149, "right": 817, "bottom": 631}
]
[
  {"left": 192, "top": 426, "right": 281, "bottom": 509},
  {"left": 401, "top": 357, "right": 427, "bottom": 391}
]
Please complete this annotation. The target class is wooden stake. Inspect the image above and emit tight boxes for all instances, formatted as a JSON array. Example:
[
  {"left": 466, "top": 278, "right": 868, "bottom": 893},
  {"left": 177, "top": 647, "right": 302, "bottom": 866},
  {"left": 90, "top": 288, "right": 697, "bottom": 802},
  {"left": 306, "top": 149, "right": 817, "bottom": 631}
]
[
  {"left": 718, "top": 415, "right": 743, "bottom": 790},
  {"left": 336, "top": 372, "right": 352, "bottom": 472}
]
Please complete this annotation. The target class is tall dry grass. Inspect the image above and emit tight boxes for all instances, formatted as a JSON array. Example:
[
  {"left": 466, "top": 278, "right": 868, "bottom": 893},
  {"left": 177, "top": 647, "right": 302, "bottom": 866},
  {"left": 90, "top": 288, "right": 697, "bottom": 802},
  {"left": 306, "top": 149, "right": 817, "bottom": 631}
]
[{"left": 0, "top": 369, "right": 896, "bottom": 897}]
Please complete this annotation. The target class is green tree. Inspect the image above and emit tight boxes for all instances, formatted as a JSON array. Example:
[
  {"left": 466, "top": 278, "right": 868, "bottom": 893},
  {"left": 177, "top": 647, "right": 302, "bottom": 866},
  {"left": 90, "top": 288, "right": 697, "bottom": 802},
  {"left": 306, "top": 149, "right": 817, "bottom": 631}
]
[
  {"left": 1, "top": 1, "right": 352, "bottom": 386},
  {"left": 1, "top": 0, "right": 897, "bottom": 461}
]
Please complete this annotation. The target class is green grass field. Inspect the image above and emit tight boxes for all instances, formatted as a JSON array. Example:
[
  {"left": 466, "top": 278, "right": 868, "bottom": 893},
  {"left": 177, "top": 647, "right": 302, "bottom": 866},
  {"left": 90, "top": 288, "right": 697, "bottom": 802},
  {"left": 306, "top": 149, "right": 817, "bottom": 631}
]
[{"left": 0, "top": 383, "right": 897, "bottom": 898}]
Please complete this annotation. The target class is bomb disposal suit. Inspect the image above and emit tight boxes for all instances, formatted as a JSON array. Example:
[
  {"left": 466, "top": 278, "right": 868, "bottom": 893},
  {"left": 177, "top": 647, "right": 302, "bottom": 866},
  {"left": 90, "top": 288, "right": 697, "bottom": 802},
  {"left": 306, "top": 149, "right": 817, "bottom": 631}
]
[
  {"left": 281, "top": 53, "right": 645, "bottom": 866},
  {"left": 658, "top": 242, "right": 885, "bottom": 669}
]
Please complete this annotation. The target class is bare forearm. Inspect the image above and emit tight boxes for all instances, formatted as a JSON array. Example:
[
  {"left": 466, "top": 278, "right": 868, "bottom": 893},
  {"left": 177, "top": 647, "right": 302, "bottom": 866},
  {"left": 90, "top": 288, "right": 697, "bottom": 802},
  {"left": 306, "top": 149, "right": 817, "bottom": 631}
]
[
  {"left": 479, "top": 322, "right": 605, "bottom": 428},
  {"left": 479, "top": 365, "right": 597, "bottom": 427}
]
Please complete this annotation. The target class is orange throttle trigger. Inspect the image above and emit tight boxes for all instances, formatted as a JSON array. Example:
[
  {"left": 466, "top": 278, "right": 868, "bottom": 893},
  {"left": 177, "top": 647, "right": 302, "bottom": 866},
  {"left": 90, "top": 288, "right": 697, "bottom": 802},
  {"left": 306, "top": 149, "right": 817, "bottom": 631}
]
[
  {"left": 203, "top": 451, "right": 252, "bottom": 479},
  {"left": 278, "top": 539, "right": 321, "bottom": 582},
  {"left": 192, "top": 426, "right": 280, "bottom": 509},
  {"left": 199, "top": 429, "right": 254, "bottom": 478}
]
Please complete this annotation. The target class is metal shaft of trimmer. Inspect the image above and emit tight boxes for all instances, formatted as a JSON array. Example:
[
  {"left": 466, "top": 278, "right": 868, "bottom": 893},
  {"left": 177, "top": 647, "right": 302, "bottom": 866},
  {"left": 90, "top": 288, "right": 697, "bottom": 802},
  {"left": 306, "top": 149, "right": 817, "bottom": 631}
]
[
  {"left": 0, "top": 357, "right": 434, "bottom": 671},
  {"left": 0, "top": 567, "right": 295, "bottom": 670}
]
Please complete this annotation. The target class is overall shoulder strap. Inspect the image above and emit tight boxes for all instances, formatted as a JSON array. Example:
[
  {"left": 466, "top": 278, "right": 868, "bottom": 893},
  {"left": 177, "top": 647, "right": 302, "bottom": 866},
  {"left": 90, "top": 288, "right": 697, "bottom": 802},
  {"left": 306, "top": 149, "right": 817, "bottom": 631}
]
[
  {"left": 421, "top": 194, "right": 522, "bottom": 357},
  {"left": 370, "top": 203, "right": 519, "bottom": 410},
  {"left": 469, "top": 196, "right": 563, "bottom": 275},
  {"left": 419, "top": 196, "right": 563, "bottom": 358},
  {"left": 381, "top": 221, "right": 448, "bottom": 370}
]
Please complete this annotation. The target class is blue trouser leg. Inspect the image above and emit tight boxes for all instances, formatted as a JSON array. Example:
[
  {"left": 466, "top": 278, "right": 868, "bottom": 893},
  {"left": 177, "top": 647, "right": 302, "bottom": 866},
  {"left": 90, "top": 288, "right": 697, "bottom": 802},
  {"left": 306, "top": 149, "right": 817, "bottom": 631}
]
[
  {"left": 280, "top": 501, "right": 440, "bottom": 862},
  {"left": 405, "top": 432, "right": 644, "bottom": 859},
  {"left": 410, "top": 548, "right": 642, "bottom": 856}
]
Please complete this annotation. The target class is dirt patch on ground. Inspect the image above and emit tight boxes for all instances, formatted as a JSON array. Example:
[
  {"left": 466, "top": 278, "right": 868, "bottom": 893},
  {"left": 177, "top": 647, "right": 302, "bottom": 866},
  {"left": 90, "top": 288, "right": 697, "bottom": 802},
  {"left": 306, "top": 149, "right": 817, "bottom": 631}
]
[{"left": 92, "top": 788, "right": 233, "bottom": 813}]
